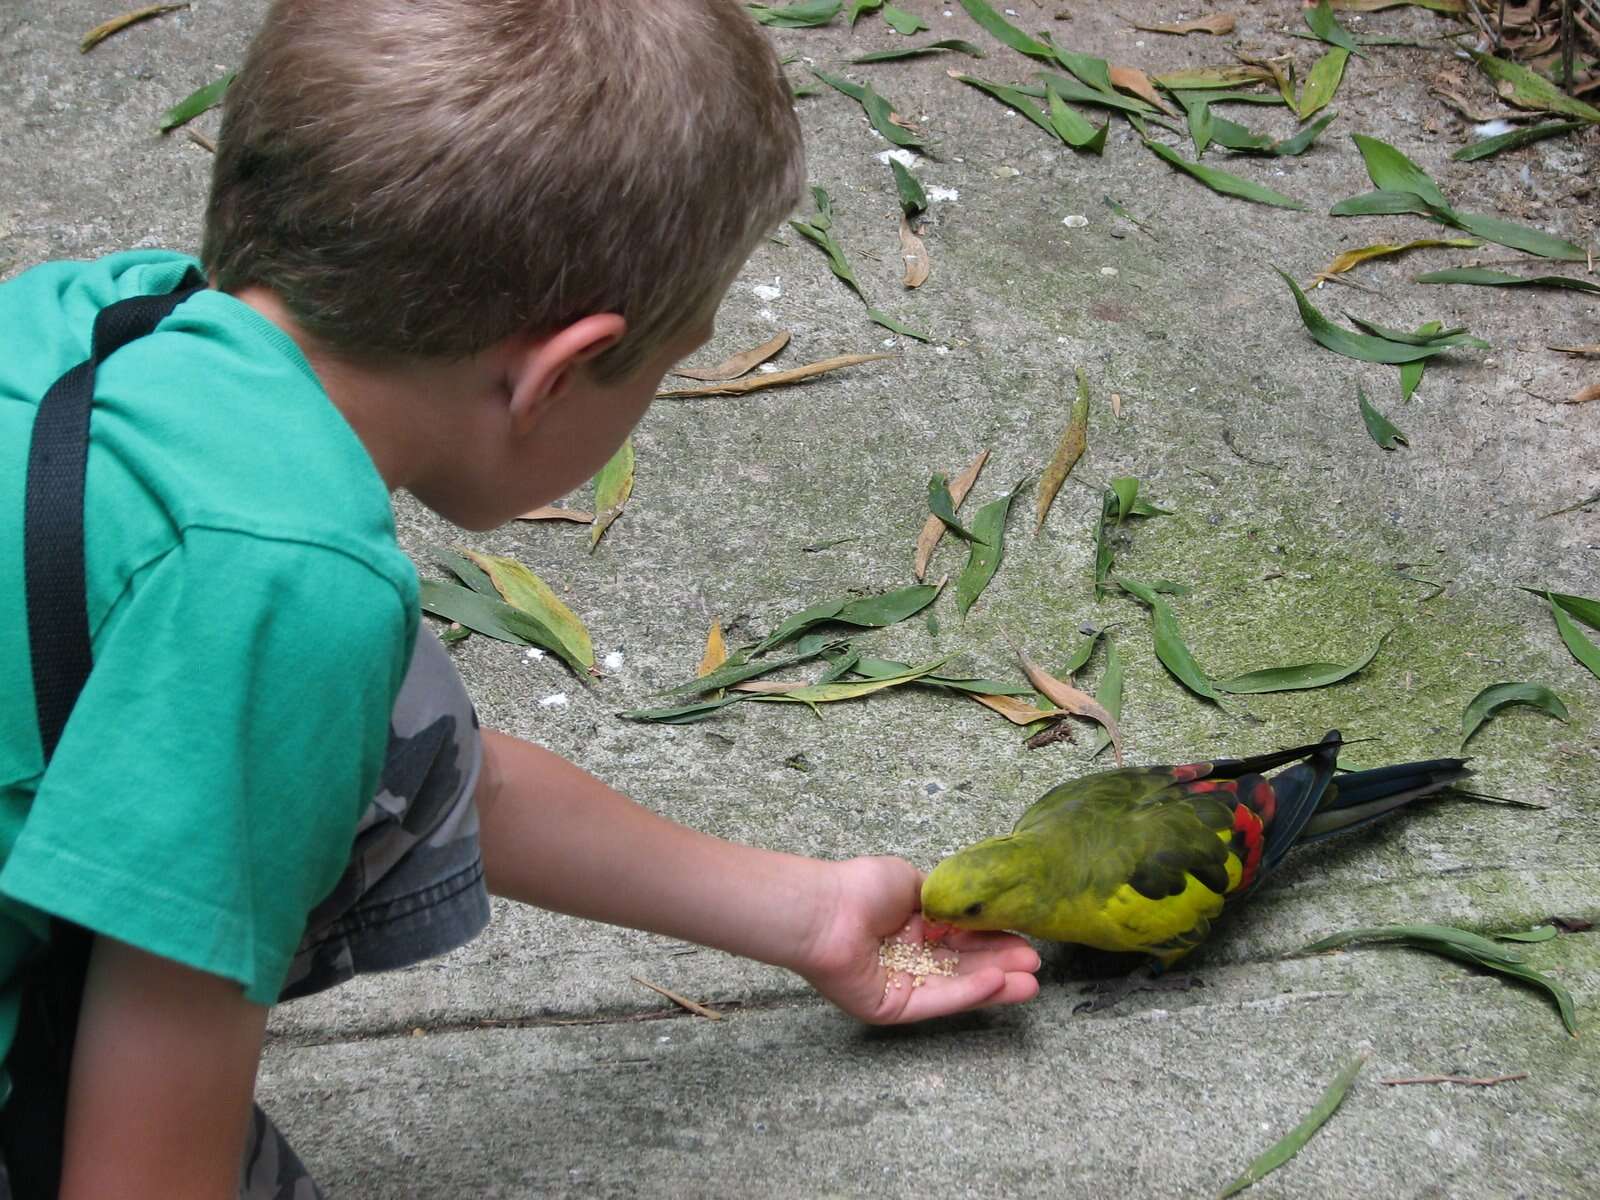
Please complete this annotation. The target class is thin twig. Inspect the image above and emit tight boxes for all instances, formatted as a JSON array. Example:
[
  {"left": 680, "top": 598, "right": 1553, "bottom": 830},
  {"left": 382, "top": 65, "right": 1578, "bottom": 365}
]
[
  {"left": 1380, "top": 1072, "right": 1528, "bottom": 1087},
  {"left": 185, "top": 127, "right": 216, "bottom": 154},
  {"left": 630, "top": 976, "right": 722, "bottom": 1020}
]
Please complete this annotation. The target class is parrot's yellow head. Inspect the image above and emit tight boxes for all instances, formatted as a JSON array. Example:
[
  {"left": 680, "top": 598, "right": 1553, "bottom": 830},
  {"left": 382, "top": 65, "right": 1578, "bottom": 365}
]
[{"left": 921, "top": 835, "right": 1043, "bottom": 933}]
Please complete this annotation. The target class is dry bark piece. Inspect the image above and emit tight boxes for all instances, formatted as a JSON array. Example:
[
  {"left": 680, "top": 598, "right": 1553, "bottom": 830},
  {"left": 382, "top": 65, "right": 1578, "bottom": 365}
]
[
  {"left": 1036, "top": 367, "right": 1090, "bottom": 533},
  {"left": 1013, "top": 643, "right": 1126, "bottom": 764},
  {"left": 1566, "top": 383, "right": 1600, "bottom": 404},
  {"left": 630, "top": 976, "right": 722, "bottom": 1020},
  {"left": 656, "top": 352, "right": 895, "bottom": 398},
  {"left": 516, "top": 506, "right": 594, "bottom": 523},
  {"left": 970, "top": 693, "right": 1068, "bottom": 725},
  {"left": 899, "top": 216, "right": 931, "bottom": 288},
  {"left": 672, "top": 331, "right": 791, "bottom": 382},
  {"left": 913, "top": 448, "right": 989, "bottom": 580},
  {"left": 1128, "top": 13, "right": 1237, "bottom": 35},
  {"left": 698, "top": 621, "right": 728, "bottom": 677},
  {"left": 1107, "top": 64, "right": 1176, "bottom": 114},
  {"left": 81, "top": 3, "right": 188, "bottom": 52}
]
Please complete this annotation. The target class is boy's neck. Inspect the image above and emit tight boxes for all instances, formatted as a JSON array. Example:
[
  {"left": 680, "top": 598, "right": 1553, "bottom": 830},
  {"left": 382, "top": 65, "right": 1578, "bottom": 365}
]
[{"left": 230, "top": 286, "right": 500, "bottom": 497}]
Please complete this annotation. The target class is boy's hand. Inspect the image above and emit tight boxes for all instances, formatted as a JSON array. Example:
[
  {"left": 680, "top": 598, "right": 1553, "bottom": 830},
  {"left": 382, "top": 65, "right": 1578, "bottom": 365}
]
[{"left": 795, "top": 856, "right": 1040, "bottom": 1024}]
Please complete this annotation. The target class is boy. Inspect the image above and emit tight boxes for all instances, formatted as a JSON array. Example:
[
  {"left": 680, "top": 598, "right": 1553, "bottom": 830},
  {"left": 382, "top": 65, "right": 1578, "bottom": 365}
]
[{"left": 0, "top": 1, "right": 1040, "bottom": 1195}]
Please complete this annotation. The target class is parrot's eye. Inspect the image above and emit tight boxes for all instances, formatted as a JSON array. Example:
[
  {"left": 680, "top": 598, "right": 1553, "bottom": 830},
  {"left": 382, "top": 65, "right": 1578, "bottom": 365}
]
[{"left": 964, "top": 902, "right": 984, "bottom": 916}]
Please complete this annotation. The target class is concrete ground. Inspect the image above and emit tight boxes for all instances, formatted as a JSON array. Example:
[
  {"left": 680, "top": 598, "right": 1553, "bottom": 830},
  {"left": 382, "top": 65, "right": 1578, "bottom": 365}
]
[{"left": 4, "top": 0, "right": 1599, "bottom": 1196}]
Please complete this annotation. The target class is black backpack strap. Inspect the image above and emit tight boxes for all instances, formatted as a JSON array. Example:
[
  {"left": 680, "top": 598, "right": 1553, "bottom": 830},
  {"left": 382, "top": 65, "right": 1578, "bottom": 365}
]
[
  {"left": 25, "top": 271, "right": 205, "bottom": 759},
  {"left": 0, "top": 267, "right": 205, "bottom": 1199}
]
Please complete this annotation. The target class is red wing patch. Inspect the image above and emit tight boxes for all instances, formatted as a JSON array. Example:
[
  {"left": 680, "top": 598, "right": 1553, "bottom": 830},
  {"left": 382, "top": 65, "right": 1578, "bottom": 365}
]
[
  {"left": 1170, "top": 762, "right": 1215, "bottom": 783},
  {"left": 1251, "top": 778, "right": 1277, "bottom": 825},
  {"left": 1231, "top": 803, "right": 1265, "bottom": 891},
  {"left": 1182, "top": 779, "right": 1239, "bottom": 797}
]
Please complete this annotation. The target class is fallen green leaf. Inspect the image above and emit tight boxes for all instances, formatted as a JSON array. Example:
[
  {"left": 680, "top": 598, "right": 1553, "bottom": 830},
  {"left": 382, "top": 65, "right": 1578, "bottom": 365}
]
[
  {"left": 1461, "top": 682, "right": 1569, "bottom": 746},
  {"left": 953, "top": 74, "right": 1058, "bottom": 138},
  {"left": 757, "top": 657, "right": 951, "bottom": 712},
  {"left": 882, "top": 3, "right": 928, "bottom": 34},
  {"left": 752, "top": 585, "right": 940, "bottom": 654},
  {"left": 1469, "top": 51, "right": 1600, "bottom": 124},
  {"left": 929, "top": 473, "right": 977, "bottom": 540},
  {"left": 158, "top": 71, "right": 234, "bottom": 133},
  {"left": 791, "top": 190, "right": 930, "bottom": 340},
  {"left": 1342, "top": 314, "right": 1478, "bottom": 347},
  {"left": 1303, "top": 924, "right": 1577, "bottom": 1037},
  {"left": 1350, "top": 133, "right": 1452, "bottom": 210},
  {"left": 1499, "top": 925, "right": 1559, "bottom": 943},
  {"left": 1416, "top": 267, "right": 1600, "bottom": 296},
  {"left": 1298, "top": 47, "right": 1349, "bottom": 118},
  {"left": 667, "top": 638, "right": 837, "bottom": 696},
  {"left": 1216, "top": 632, "right": 1387, "bottom": 693},
  {"left": 850, "top": 657, "right": 1035, "bottom": 696},
  {"left": 1046, "top": 44, "right": 1116, "bottom": 97},
  {"left": 590, "top": 437, "right": 635, "bottom": 550},
  {"left": 848, "top": 0, "right": 883, "bottom": 22},
  {"left": 1117, "top": 577, "right": 1221, "bottom": 703},
  {"left": 812, "top": 69, "right": 924, "bottom": 148},
  {"left": 419, "top": 579, "right": 590, "bottom": 677},
  {"left": 1329, "top": 188, "right": 1436, "bottom": 217},
  {"left": 1523, "top": 589, "right": 1600, "bottom": 630},
  {"left": 956, "top": 0, "right": 1051, "bottom": 58},
  {"left": 1045, "top": 83, "right": 1110, "bottom": 153},
  {"left": 463, "top": 550, "right": 595, "bottom": 672},
  {"left": 1400, "top": 321, "right": 1441, "bottom": 401},
  {"left": 1448, "top": 211, "right": 1586, "bottom": 261},
  {"left": 1218, "top": 1053, "right": 1367, "bottom": 1198},
  {"left": 1305, "top": 0, "right": 1369, "bottom": 59},
  {"left": 1359, "top": 386, "right": 1407, "bottom": 449},
  {"left": 1551, "top": 594, "right": 1600, "bottom": 682},
  {"left": 957, "top": 479, "right": 1026, "bottom": 616},
  {"left": 619, "top": 694, "right": 752, "bottom": 724},
  {"left": 1088, "top": 635, "right": 1124, "bottom": 759},
  {"left": 1144, "top": 141, "right": 1307, "bottom": 210},
  {"left": 1273, "top": 110, "right": 1339, "bottom": 156},
  {"left": 747, "top": 0, "right": 842, "bottom": 26},
  {"left": 433, "top": 545, "right": 499, "bottom": 598},
  {"left": 890, "top": 158, "right": 928, "bottom": 215},
  {"left": 1154, "top": 65, "right": 1275, "bottom": 89},
  {"left": 851, "top": 38, "right": 985, "bottom": 62},
  {"left": 1452, "top": 119, "right": 1586, "bottom": 161},
  {"left": 1277, "top": 269, "right": 1462, "bottom": 364},
  {"left": 1035, "top": 72, "right": 1157, "bottom": 116}
]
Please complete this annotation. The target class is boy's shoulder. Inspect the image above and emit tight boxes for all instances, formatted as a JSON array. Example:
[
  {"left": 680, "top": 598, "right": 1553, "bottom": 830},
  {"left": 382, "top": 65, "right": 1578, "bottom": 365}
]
[{"left": 2, "top": 250, "right": 417, "bottom": 608}]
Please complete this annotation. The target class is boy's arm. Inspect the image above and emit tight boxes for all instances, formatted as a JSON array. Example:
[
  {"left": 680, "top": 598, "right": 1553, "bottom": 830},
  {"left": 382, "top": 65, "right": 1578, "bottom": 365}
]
[
  {"left": 476, "top": 731, "right": 1039, "bottom": 1022},
  {"left": 61, "top": 936, "right": 267, "bottom": 1200}
]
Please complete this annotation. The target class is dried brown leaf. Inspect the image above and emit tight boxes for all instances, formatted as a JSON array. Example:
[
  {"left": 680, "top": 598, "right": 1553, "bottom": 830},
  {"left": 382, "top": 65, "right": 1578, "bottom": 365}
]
[
  {"left": 81, "top": 3, "right": 188, "bottom": 52},
  {"left": 1036, "top": 367, "right": 1090, "bottom": 533},
  {"left": 1550, "top": 344, "right": 1600, "bottom": 356},
  {"left": 971, "top": 693, "right": 1068, "bottom": 725},
  {"left": 656, "top": 352, "right": 895, "bottom": 398},
  {"left": 914, "top": 448, "right": 989, "bottom": 580},
  {"left": 1566, "top": 383, "right": 1600, "bottom": 404},
  {"left": 1014, "top": 644, "right": 1126, "bottom": 764},
  {"left": 1128, "top": 12, "right": 1237, "bottom": 35},
  {"left": 1108, "top": 64, "right": 1177, "bottom": 114},
  {"left": 1110, "top": 391, "right": 1124, "bottom": 419},
  {"left": 515, "top": 505, "right": 594, "bottom": 523},
  {"left": 899, "top": 216, "right": 931, "bottom": 289},
  {"left": 698, "top": 621, "right": 728, "bottom": 677},
  {"left": 672, "top": 331, "right": 791, "bottom": 382}
]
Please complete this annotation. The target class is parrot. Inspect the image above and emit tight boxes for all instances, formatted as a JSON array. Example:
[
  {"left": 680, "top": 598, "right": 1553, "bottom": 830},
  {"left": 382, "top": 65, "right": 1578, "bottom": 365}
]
[{"left": 920, "top": 731, "right": 1471, "bottom": 1006}]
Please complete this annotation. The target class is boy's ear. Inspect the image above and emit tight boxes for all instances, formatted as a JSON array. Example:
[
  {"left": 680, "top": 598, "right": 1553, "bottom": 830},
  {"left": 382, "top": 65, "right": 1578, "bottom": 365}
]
[{"left": 505, "top": 314, "right": 626, "bottom": 434}]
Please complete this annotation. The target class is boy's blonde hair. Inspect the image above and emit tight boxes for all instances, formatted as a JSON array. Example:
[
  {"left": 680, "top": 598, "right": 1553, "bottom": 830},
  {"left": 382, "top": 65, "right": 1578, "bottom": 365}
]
[{"left": 202, "top": 0, "right": 804, "bottom": 380}]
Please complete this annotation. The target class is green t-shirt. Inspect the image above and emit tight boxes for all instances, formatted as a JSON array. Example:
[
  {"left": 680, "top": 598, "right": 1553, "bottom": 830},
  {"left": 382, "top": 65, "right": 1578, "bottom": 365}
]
[{"left": 0, "top": 251, "right": 419, "bottom": 1081}]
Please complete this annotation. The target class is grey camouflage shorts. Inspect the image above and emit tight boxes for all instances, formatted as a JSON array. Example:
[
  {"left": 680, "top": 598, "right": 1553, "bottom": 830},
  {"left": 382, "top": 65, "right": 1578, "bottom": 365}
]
[
  {"left": 0, "top": 628, "right": 490, "bottom": 1200},
  {"left": 240, "top": 627, "right": 490, "bottom": 1199}
]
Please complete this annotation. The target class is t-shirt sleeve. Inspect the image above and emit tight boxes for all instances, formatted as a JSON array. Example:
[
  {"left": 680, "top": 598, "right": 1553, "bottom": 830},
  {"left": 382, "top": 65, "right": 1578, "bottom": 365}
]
[{"left": 0, "top": 528, "right": 414, "bottom": 1004}]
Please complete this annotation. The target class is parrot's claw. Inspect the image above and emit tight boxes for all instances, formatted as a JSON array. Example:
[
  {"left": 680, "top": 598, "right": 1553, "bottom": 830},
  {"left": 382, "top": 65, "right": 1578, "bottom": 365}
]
[{"left": 1073, "top": 965, "right": 1204, "bottom": 1014}]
